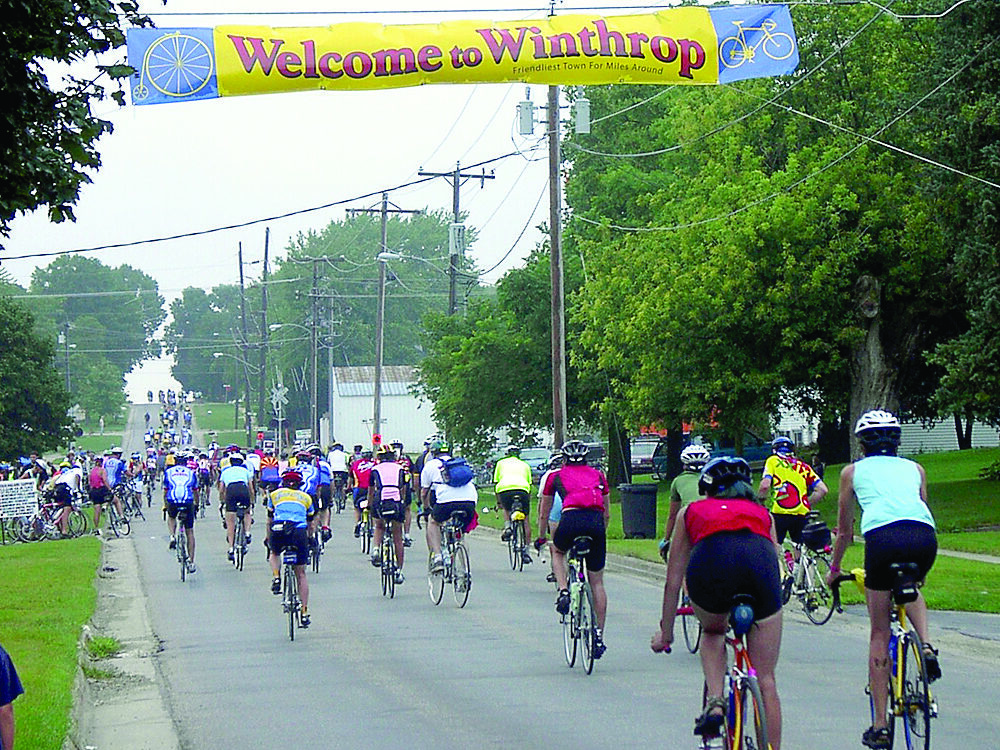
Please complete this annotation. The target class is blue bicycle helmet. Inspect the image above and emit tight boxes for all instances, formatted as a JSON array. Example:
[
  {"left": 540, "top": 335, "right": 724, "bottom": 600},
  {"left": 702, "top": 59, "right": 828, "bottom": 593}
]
[
  {"left": 698, "top": 456, "right": 752, "bottom": 496},
  {"left": 771, "top": 436, "right": 794, "bottom": 456}
]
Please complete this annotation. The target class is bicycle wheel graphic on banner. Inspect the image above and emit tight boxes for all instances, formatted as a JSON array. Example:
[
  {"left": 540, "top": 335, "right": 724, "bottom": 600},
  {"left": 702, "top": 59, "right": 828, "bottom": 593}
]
[{"left": 134, "top": 32, "right": 214, "bottom": 102}]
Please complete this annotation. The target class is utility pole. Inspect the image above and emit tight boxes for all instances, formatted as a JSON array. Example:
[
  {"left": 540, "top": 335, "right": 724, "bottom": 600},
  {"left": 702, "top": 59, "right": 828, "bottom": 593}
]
[
  {"left": 259, "top": 229, "right": 269, "bottom": 446},
  {"left": 417, "top": 161, "right": 495, "bottom": 314},
  {"left": 310, "top": 259, "right": 319, "bottom": 443},
  {"left": 349, "top": 193, "right": 421, "bottom": 444},
  {"left": 238, "top": 243, "right": 252, "bottom": 447},
  {"left": 548, "top": 85, "right": 567, "bottom": 449}
]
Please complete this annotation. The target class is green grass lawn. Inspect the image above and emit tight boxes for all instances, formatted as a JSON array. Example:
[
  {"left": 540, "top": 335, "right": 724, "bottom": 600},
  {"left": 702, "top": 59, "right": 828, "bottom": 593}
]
[
  {"left": 190, "top": 402, "right": 246, "bottom": 447},
  {"left": 70, "top": 434, "right": 124, "bottom": 455},
  {"left": 0, "top": 538, "right": 101, "bottom": 749}
]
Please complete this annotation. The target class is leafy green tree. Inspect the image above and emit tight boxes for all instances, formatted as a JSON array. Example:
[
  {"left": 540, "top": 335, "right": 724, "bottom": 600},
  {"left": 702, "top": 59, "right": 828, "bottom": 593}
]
[
  {"left": 164, "top": 286, "right": 244, "bottom": 400},
  {"left": 0, "top": 295, "right": 71, "bottom": 455},
  {"left": 27, "top": 255, "right": 165, "bottom": 376},
  {"left": 75, "top": 356, "right": 126, "bottom": 423},
  {"left": 0, "top": 1, "right": 150, "bottom": 240}
]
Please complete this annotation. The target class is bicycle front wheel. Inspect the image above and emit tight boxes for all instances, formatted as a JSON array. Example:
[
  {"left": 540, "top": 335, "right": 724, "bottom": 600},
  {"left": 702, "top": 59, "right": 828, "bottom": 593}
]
[
  {"left": 803, "top": 553, "right": 835, "bottom": 625},
  {"left": 580, "top": 583, "right": 596, "bottom": 675},
  {"left": 733, "top": 675, "right": 769, "bottom": 750},
  {"left": 427, "top": 551, "right": 444, "bottom": 605},
  {"left": 68, "top": 510, "right": 88, "bottom": 537},
  {"left": 681, "top": 594, "right": 702, "bottom": 653},
  {"left": 507, "top": 528, "right": 518, "bottom": 571},
  {"left": 902, "top": 632, "right": 932, "bottom": 750},
  {"left": 562, "top": 605, "right": 578, "bottom": 667},
  {"left": 452, "top": 543, "right": 471, "bottom": 608}
]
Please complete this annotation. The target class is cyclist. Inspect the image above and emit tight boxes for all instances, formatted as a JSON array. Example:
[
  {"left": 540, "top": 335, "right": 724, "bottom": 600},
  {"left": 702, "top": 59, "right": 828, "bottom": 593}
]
[
  {"left": 327, "top": 442, "right": 349, "bottom": 512},
  {"left": 49, "top": 461, "right": 80, "bottom": 536},
  {"left": 267, "top": 469, "right": 314, "bottom": 628},
  {"left": 259, "top": 448, "right": 280, "bottom": 493},
  {"left": 88, "top": 455, "right": 114, "bottom": 534},
  {"left": 369, "top": 445, "right": 408, "bottom": 583},
  {"left": 163, "top": 451, "right": 198, "bottom": 573},
  {"left": 145, "top": 448, "right": 158, "bottom": 490},
  {"left": 128, "top": 452, "right": 144, "bottom": 507},
  {"left": 757, "top": 436, "right": 828, "bottom": 567},
  {"left": 420, "top": 439, "right": 477, "bottom": 572},
  {"left": 349, "top": 449, "right": 375, "bottom": 538},
  {"left": 660, "top": 445, "right": 710, "bottom": 561},
  {"left": 311, "top": 445, "right": 334, "bottom": 543},
  {"left": 538, "top": 439, "right": 610, "bottom": 657},
  {"left": 411, "top": 434, "right": 439, "bottom": 511},
  {"left": 651, "top": 457, "right": 783, "bottom": 749},
  {"left": 219, "top": 452, "right": 255, "bottom": 561},
  {"left": 494, "top": 445, "right": 534, "bottom": 567},
  {"left": 825, "top": 410, "right": 939, "bottom": 750}
]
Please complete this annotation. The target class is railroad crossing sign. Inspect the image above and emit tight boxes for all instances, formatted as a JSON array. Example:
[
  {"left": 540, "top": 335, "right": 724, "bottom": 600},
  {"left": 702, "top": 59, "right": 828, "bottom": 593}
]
[{"left": 271, "top": 383, "right": 289, "bottom": 412}]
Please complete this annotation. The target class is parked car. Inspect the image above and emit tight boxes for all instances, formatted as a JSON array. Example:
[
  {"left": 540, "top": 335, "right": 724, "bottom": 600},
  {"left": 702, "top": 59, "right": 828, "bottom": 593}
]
[
  {"left": 630, "top": 437, "right": 660, "bottom": 475},
  {"left": 521, "top": 447, "right": 553, "bottom": 483},
  {"left": 650, "top": 430, "right": 771, "bottom": 480}
]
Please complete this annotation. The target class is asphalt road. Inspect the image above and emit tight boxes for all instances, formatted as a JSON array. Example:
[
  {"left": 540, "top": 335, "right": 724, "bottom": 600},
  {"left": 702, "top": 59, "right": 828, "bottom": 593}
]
[{"left": 117, "top": 406, "right": 1000, "bottom": 750}]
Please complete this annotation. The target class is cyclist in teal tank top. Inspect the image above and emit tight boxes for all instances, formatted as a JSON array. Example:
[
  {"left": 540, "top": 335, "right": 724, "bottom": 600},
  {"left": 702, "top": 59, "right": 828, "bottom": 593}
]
[{"left": 827, "top": 410, "right": 940, "bottom": 750}]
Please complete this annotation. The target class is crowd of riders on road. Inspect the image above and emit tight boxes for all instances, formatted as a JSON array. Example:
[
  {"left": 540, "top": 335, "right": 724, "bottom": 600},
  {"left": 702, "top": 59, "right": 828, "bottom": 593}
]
[{"left": 1, "top": 402, "right": 942, "bottom": 749}]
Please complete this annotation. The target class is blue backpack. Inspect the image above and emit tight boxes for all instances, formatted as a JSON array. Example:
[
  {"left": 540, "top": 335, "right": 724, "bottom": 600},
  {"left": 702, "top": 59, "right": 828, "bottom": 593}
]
[{"left": 441, "top": 456, "right": 475, "bottom": 488}]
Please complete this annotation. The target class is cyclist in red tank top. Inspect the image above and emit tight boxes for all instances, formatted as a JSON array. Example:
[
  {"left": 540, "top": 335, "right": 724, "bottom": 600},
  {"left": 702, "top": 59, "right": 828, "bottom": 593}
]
[{"left": 651, "top": 457, "right": 784, "bottom": 750}]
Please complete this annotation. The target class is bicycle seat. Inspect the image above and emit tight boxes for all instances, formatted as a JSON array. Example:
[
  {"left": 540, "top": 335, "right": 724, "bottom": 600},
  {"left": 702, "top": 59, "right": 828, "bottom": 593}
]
[
  {"left": 729, "top": 594, "right": 757, "bottom": 636},
  {"left": 569, "top": 535, "right": 593, "bottom": 557},
  {"left": 889, "top": 562, "right": 921, "bottom": 605},
  {"left": 447, "top": 509, "right": 471, "bottom": 527}
]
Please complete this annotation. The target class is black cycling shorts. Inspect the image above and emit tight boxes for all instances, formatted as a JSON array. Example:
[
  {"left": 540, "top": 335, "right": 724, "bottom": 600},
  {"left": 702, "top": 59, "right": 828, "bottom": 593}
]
[
  {"left": 224, "top": 482, "right": 251, "bottom": 513},
  {"left": 497, "top": 488, "right": 531, "bottom": 515},
  {"left": 552, "top": 509, "right": 607, "bottom": 573},
  {"left": 54, "top": 484, "right": 73, "bottom": 507},
  {"left": 269, "top": 521, "right": 310, "bottom": 565},
  {"left": 167, "top": 503, "right": 196, "bottom": 529},
  {"left": 373, "top": 497, "right": 405, "bottom": 522},
  {"left": 863, "top": 520, "right": 937, "bottom": 591},
  {"left": 686, "top": 530, "right": 782, "bottom": 620},
  {"left": 316, "top": 484, "right": 332, "bottom": 511},
  {"left": 772, "top": 513, "right": 807, "bottom": 545},
  {"left": 89, "top": 486, "right": 110, "bottom": 505},
  {"left": 430, "top": 500, "right": 476, "bottom": 527}
]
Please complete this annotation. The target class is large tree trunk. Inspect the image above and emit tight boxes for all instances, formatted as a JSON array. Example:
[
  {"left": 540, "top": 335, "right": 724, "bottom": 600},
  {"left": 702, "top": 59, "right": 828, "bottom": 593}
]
[
  {"left": 954, "top": 406, "right": 974, "bottom": 449},
  {"left": 849, "top": 277, "right": 902, "bottom": 458}
]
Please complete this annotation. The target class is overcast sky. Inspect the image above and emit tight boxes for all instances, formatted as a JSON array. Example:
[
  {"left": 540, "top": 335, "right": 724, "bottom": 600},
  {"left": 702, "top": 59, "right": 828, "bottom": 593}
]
[{"left": 2, "top": 0, "right": 661, "bottom": 399}]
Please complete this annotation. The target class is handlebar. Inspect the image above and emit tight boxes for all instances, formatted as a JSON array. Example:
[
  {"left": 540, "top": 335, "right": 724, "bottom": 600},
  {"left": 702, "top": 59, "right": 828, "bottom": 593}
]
[{"left": 829, "top": 571, "right": 860, "bottom": 614}]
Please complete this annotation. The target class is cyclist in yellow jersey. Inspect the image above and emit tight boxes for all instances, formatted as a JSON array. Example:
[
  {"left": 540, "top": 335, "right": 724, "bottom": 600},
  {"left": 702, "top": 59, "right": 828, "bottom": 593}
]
[
  {"left": 757, "top": 437, "right": 827, "bottom": 560},
  {"left": 164, "top": 450, "right": 176, "bottom": 467},
  {"left": 494, "top": 446, "right": 534, "bottom": 567}
]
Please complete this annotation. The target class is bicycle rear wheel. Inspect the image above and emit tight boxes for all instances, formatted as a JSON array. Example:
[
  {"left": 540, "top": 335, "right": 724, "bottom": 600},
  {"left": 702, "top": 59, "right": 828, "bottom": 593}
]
[
  {"left": 580, "top": 583, "right": 596, "bottom": 674},
  {"left": 68, "top": 509, "right": 88, "bottom": 537},
  {"left": 427, "top": 551, "right": 444, "bottom": 605},
  {"left": 452, "top": 543, "right": 471, "bottom": 608},
  {"left": 178, "top": 533, "right": 188, "bottom": 582},
  {"left": 901, "top": 632, "right": 932, "bottom": 750},
  {"left": 234, "top": 521, "right": 245, "bottom": 571},
  {"left": 681, "top": 593, "right": 702, "bottom": 653},
  {"left": 284, "top": 565, "right": 297, "bottom": 641},
  {"left": 803, "top": 553, "right": 835, "bottom": 625}
]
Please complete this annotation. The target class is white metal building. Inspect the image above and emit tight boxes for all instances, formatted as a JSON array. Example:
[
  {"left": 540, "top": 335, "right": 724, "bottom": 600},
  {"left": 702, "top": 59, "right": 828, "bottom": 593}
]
[{"left": 324, "top": 365, "right": 439, "bottom": 452}]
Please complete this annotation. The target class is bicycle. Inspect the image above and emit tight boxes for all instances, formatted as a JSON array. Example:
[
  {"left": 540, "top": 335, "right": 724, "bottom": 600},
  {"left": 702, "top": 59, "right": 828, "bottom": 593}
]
[
  {"left": 174, "top": 506, "right": 193, "bottom": 582},
  {"left": 832, "top": 565, "right": 937, "bottom": 750},
  {"left": 275, "top": 532, "right": 303, "bottom": 641},
  {"left": 232, "top": 505, "right": 248, "bottom": 571},
  {"left": 507, "top": 495, "right": 529, "bottom": 572},
  {"left": 310, "top": 532, "right": 322, "bottom": 575},
  {"left": 426, "top": 509, "right": 472, "bottom": 608},
  {"left": 719, "top": 18, "right": 795, "bottom": 70},
  {"left": 358, "top": 499, "right": 373, "bottom": 555},
  {"left": 379, "top": 515, "right": 399, "bottom": 599},
  {"left": 690, "top": 595, "right": 769, "bottom": 750},
  {"left": 780, "top": 533, "right": 835, "bottom": 625},
  {"left": 561, "top": 535, "right": 598, "bottom": 674},
  {"left": 332, "top": 476, "right": 347, "bottom": 514},
  {"left": 105, "top": 497, "right": 131, "bottom": 538}
]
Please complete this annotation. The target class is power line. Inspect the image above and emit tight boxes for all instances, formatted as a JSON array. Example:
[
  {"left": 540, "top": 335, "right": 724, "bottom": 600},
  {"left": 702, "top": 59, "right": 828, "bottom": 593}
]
[{"left": 0, "top": 149, "right": 526, "bottom": 263}]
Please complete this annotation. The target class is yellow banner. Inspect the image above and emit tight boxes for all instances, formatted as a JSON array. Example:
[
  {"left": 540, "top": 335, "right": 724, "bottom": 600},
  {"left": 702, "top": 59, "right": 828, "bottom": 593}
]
[{"left": 127, "top": 6, "right": 799, "bottom": 104}]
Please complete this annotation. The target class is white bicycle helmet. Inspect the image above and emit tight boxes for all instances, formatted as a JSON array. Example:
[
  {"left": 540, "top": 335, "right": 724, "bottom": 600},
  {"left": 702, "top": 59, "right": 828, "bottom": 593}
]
[
  {"left": 560, "top": 440, "right": 590, "bottom": 464},
  {"left": 854, "top": 410, "right": 900, "bottom": 434},
  {"left": 680, "top": 445, "right": 711, "bottom": 469}
]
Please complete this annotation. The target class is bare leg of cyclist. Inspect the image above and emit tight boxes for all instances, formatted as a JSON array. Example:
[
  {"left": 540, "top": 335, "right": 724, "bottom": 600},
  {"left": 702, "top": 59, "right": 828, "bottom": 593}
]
[
  {"left": 694, "top": 605, "right": 730, "bottom": 703},
  {"left": 186, "top": 526, "right": 196, "bottom": 564},
  {"left": 225, "top": 511, "right": 236, "bottom": 550},
  {"left": 588, "top": 569, "right": 608, "bottom": 629},
  {"left": 747, "top": 610, "right": 783, "bottom": 750},
  {"left": 426, "top": 519, "right": 443, "bottom": 558},
  {"left": 866, "top": 589, "right": 893, "bottom": 731},
  {"left": 295, "top": 565, "right": 309, "bottom": 612},
  {"left": 372, "top": 518, "right": 385, "bottom": 562},
  {"left": 904, "top": 590, "right": 931, "bottom": 643},
  {"left": 551, "top": 548, "right": 569, "bottom": 590},
  {"left": 392, "top": 522, "right": 404, "bottom": 570}
]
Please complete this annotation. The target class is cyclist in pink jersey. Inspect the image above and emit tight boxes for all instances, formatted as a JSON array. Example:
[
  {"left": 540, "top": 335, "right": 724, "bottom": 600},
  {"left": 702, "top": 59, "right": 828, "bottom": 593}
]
[
  {"left": 369, "top": 446, "right": 408, "bottom": 584},
  {"left": 538, "top": 440, "right": 610, "bottom": 658}
]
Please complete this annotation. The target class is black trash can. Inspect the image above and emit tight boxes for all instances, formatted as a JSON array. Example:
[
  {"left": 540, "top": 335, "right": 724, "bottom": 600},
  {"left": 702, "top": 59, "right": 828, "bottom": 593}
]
[{"left": 618, "top": 483, "right": 658, "bottom": 539}]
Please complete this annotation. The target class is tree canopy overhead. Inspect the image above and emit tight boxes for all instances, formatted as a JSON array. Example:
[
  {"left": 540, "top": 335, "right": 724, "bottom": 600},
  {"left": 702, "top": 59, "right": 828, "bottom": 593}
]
[{"left": 0, "top": 0, "right": 150, "bottom": 241}]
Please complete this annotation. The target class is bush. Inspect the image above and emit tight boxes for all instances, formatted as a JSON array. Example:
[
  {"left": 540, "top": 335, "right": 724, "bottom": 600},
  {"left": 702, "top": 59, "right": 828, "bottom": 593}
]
[{"left": 979, "top": 459, "right": 1000, "bottom": 481}]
